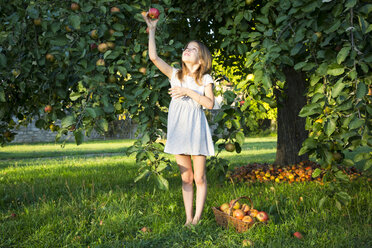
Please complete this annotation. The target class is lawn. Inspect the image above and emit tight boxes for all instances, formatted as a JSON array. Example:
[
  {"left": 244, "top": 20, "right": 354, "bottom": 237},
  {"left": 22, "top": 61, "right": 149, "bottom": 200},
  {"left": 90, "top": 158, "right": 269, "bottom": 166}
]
[{"left": 0, "top": 137, "right": 371, "bottom": 247}]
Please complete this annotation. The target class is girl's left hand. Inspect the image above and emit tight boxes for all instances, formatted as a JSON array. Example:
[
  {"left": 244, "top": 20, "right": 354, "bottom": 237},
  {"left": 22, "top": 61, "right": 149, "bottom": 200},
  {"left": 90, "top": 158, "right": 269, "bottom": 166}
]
[{"left": 169, "top": 86, "right": 188, "bottom": 98}]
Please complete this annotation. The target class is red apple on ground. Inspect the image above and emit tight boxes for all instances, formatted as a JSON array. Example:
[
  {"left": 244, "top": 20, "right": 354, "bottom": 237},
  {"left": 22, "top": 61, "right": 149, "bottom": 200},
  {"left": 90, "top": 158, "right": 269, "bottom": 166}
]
[
  {"left": 293, "top": 231, "right": 303, "bottom": 239},
  {"left": 148, "top": 8, "right": 160, "bottom": 19},
  {"left": 256, "top": 211, "right": 269, "bottom": 222},
  {"left": 242, "top": 239, "right": 254, "bottom": 247}
]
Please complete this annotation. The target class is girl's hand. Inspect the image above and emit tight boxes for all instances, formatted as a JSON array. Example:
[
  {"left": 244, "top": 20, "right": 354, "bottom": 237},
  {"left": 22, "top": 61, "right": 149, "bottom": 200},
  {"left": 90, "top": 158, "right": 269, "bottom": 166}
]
[
  {"left": 169, "top": 87, "right": 188, "bottom": 98},
  {"left": 142, "top": 11, "right": 159, "bottom": 31}
]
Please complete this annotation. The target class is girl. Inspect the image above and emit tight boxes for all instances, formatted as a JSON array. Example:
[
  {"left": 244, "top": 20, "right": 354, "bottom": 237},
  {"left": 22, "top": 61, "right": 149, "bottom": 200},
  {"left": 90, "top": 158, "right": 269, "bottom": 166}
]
[{"left": 142, "top": 13, "right": 215, "bottom": 226}]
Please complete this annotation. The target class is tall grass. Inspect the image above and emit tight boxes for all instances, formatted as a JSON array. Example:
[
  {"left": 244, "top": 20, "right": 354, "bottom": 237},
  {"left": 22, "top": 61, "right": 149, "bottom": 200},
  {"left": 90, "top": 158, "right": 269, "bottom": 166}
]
[{"left": 0, "top": 137, "right": 371, "bottom": 247}]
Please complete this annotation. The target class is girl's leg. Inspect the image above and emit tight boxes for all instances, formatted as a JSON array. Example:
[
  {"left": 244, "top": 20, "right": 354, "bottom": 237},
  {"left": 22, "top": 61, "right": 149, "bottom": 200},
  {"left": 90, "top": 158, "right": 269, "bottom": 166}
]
[
  {"left": 175, "top": 154, "right": 194, "bottom": 225},
  {"left": 191, "top": 155, "right": 207, "bottom": 225}
]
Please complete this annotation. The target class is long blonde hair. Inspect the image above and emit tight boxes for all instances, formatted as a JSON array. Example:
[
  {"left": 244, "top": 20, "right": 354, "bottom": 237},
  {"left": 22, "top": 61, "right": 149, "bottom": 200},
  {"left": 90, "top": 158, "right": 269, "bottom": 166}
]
[{"left": 176, "top": 40, "right": 212, "bottom": 86}]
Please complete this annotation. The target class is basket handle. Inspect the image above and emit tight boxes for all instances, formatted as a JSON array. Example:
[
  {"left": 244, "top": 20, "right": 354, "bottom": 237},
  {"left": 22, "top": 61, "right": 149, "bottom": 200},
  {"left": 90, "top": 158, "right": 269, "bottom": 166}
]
[{"left": 229, "top": 196, "right": 254, "bottom": 214}]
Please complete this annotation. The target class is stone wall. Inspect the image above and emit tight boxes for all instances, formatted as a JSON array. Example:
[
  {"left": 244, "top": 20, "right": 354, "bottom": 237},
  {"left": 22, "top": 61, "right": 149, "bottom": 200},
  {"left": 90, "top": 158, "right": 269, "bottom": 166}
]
[{"left": 11, "top": 119, "right": 138, "bottom": 143}]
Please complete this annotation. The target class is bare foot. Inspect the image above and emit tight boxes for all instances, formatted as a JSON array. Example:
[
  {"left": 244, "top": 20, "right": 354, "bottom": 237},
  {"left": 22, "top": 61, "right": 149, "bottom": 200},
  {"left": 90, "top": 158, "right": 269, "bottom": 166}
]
[
  {"left": 191, "top": 218, "right": 200, "bottom": 225},
  {"left": 184, "top": 220, "right": 193, "bottom": 227}
]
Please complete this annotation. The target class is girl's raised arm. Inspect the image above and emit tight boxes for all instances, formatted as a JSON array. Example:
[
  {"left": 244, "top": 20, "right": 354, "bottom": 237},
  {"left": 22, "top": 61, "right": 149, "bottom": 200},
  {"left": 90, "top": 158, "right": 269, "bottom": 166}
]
[{"left": 142, "top": 12, "right": 173, "bottom": 79}]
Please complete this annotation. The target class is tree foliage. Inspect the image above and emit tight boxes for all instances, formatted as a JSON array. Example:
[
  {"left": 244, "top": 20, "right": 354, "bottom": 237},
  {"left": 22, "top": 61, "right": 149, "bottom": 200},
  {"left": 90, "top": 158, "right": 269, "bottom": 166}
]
[{"left": 1, "top": 1, "right": 371, "bottom": 197}]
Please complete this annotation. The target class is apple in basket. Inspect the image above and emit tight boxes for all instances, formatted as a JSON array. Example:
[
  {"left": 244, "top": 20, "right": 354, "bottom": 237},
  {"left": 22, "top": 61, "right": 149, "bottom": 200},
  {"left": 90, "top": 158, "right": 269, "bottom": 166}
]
[
  {"left": 233, "top": 209, "right": 245, "bottom": 220},
  {"left": 220, "top": 203, "right": 230, "bottom": 212},
  {"left": 242, "top": 215, "right": 255, "bottom": 225},
  {"left": 241, "top": 203, "right": 250, "bottom": 213},
  {"left": 229, "top": 199, "right": 241, "bottom": 210},
  {"left": 248, "top": 209, "right": 258, "bottom": 218}
]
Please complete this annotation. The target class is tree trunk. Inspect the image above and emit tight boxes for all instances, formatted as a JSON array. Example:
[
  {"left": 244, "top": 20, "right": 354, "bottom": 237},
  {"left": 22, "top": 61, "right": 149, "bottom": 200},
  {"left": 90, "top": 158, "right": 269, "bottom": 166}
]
[{"left": 274, "top": 67, "right": 308, "bottom": 166}]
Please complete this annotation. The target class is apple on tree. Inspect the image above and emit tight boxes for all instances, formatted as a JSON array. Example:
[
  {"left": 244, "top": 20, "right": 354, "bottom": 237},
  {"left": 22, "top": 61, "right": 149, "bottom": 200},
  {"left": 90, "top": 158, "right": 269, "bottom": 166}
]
[
  {"left": 44, "top": 105, "right": 52, "bottom": 113},
  {"left": 71, "top": 3, "right": 80, "bottom": 11}
]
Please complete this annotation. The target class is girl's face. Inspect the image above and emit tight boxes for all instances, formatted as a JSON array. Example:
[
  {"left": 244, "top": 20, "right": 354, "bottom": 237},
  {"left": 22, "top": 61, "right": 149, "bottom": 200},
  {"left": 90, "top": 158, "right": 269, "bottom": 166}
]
[{"left": 182, "top": 42, "right": 200, "bottom": 65}]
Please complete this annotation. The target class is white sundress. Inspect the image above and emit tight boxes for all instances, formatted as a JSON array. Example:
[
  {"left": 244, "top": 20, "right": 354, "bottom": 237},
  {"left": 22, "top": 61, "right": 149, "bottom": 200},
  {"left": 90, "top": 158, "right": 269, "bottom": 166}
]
[{"left": 164, "top": 68, "right": 215, "bottom": 156}]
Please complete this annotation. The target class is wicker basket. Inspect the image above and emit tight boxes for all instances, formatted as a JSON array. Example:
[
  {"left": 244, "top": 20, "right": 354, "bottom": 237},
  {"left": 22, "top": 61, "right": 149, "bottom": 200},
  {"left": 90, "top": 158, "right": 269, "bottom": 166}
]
[{"left": 212, "top": 196, "right": 255, "bottom": 232}]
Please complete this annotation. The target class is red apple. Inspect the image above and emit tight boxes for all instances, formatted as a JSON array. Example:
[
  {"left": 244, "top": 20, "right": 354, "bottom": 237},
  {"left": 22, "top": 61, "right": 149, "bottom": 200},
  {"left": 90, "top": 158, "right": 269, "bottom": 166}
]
[
  {"left": 242, "top": 215, "right": 255, "bottom": 224},
  {"left": 71, "top": 3, "right": 80, "bottom": 11},
  {"left": 44, "top": 105, "right": 52, "bottom": 113},
  {"left": 90, "top": 43, "right": 98, "bottom": 51},
  {"left": 293, "top": 231, "right": 303, "bottom": 239},
  {"left": 148, "top": 8, "right": 160, "bottom": 19},
  {"left": 242, "top": 239, "right": 254, "bottom": 247},
  {"left": 256, "top": 211, "right": 269, "bottom": 222},
  {"left": 233, "top": 209, "right": 245, "bottom": 220},
  {"left": 248, "top": 209, "right": 258, "bottom": 218},
  {"left": 111, "top": 7, "right": 120, "bottom": 13},
  {"left": 219, "top": 203, "right": 229, "bottom": 212}
]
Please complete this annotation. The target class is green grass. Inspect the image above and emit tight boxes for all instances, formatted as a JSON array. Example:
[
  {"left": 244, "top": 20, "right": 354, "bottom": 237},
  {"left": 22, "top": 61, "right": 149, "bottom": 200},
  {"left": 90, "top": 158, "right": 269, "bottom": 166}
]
[{"left": 0, "top": 137, "right": 371, "bottom": 247}]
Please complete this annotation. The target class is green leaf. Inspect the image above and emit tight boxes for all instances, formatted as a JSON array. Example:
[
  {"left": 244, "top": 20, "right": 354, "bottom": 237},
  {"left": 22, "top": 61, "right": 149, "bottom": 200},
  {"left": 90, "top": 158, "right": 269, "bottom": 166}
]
[
  {"left": 294, "top": 62, "right": 307, "bottom": 70},
  {"left": 86, "top": 108, "right": 96, "bottom": 118},
  {"left": 356, "top": 81, "right": 367, "bottom": 99},
  {"left": 68, "top": 15, "right": 81, "bottom": 29},
  {"left": 336, "top": 191, "right": 351, "bottom": 205},
  {"left": 134, "top": 169, "right": 150, "bottom": 183},
  {"left": 0, "top": 87, "right": 5, "bottom": 102},
  {"left": 235, "top": 131, "right": 245, "bottom": 146},
  {"left": 141, "top": 133, "right": 150, "bottom": 144},
  {"left": 312, "top": 168, "right": 322, "bottom": 178},
  {"left": 299, "top": 103, "right": 322, "bottom": 117},
  {"left": 319, "top": 196, "right": 328, "bottom": 209},
  {"left": 331, "top": 78, "right": 345, "bottom": 98},
  {"left": 335, "top": 200, "right": 342, "bottom": 210},
  {"left": 156, "top": 174, "right": 169, "bottom": 190},
  {"left": 69, "top": 92, "right": 81, "bottom": 101},
  {"left": 156, "top": 162, "right": 168, "bottom": 173},
  {"left": 61, "top": 115, "right": 75, "bottom": 128},
  {"left": 336, "top": 46, "right": 351, "bottom": 64},
  {"left": 74, "top": 130, "right": 84, "bottom": 145},
  {"left": 327, "top": 64, "right": 344, "bottom": 76},
  {"left": 349, "top": 118, "right": 364, "bottom": 130},
  {"left": 364, "top": 159, "right": 372, "bottom": 171},
  {"left": 117, "top": 66, "right": 127, "bottom": 77},
  {"left": 0, "top": 53, "right": 6, "bottom": 68},
  {"left": 325, "top": 118, "right": 337, "bottom": 136},
  {"left": 97, "top": 119, "right": 108, "bottom": 132}
]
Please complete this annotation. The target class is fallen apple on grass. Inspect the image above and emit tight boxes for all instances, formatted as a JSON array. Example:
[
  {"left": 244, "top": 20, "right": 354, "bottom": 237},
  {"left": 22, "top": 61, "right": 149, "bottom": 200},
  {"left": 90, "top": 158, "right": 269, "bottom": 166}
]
[
  {"left": 256, "top": 211, "right": 269, "bottom": 222},
  {"left": 293, "top": 231, "right": 303, "bottom": 239}
]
